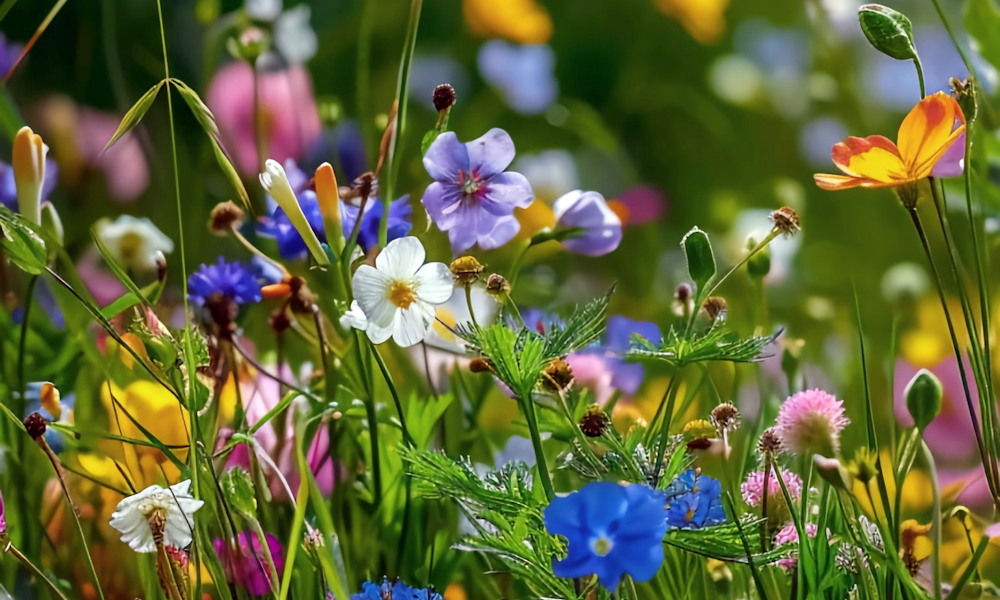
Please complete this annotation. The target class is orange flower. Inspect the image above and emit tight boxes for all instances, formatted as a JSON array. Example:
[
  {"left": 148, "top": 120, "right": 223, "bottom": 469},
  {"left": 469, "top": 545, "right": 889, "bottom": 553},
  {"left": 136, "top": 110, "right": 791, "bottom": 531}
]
[
  {"left": 654, "top": 0, "right": 729, "bottom": 44},
  {"left": 814, "top": 92, "right": 965, "bottom": 192}
]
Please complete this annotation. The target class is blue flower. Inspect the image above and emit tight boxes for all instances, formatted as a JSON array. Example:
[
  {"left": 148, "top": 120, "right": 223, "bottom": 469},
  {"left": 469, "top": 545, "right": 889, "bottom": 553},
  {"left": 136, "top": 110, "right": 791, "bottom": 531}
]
[
  {"left": 188, "top": 258, "right": 262, "bottom": 306},
  {"left": 664, "top": 470, "right": 726, "bottom": 530},
  {"left": 258, "top": 160, "right": 412, "bottom": 259},
  {"left": 477, "top": 41, "right": 557, "bottom": 115},
  {"left": 352, "top": 577, "right": 442, "bottom": 600},
  {"left": 544, "top": 481, "right": 667, "bottom": 591},
  {"left": 0, "top": 158, "right": 59, "bottom": 211}
]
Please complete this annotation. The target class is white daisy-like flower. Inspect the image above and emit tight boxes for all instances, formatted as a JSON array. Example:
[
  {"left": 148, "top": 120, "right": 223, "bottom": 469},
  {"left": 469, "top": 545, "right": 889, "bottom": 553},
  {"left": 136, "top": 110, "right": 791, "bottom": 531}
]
[
  {"left": 351, "top": 236, "right": 453, "bottom": 347},
  {"left": 94, "top": 215, "right": 174, "bottom": 273},
  {"left": 109, "top": 480, "right": 204, "bottom": 553}
]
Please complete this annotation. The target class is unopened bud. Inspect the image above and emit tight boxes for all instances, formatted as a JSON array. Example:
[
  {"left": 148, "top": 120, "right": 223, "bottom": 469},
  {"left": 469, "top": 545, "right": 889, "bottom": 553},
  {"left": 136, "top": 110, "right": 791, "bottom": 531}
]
[
  {"left": 450, "top": 256, "right": 484, "bottom": 286},
  {"left": 702, "top": 296, "right": 728, "bottom": 321},
  {"left": 469, "top": 357, "right": 492, "bottom": 373},
  {"left": 858, "top": 5, "right": 918, "bottom": 61},
  {"left": 746, "top": 237, "right": 771, "bottom": 279},
  {"left": 541, "top": 358, "right": 574, "bottom": 393},
  {"left": 209, "top": 201, "right": 245, "bottom": 234},
  {"left": 485, "top": 273, "right": 511, "bottom": 297},
  {"left": 905, "top": 368, "right": 942, "bottom": 431},
  {"left": 24, "top": 412, "right": 47, "bottom": 440},
  {"left": 675, "top": 283, "right": 693, "bottom": 303},
  {"left": 155, "top": 251, "right": 168, "bottom": 283},
  {"left": 814, "top": 454, "right": 851, "bottom": 491}
]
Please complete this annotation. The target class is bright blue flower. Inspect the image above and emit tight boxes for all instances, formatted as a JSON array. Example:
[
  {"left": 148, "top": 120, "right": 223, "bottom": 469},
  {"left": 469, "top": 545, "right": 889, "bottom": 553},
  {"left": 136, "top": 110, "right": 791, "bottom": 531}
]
[
  {"left": 352, "top": 577, "right": 442, "bottom": 600},
  {"left": 188, "top": 258, "right": 262, "bottom": 306},
  {"left": 258, "top": 160, "right": 411, "bottom": 259},
  {"left": 544, "top": 481, "right": 667, "bottom": 591},
  {"left": 664, "top": 470, "right": 726, "bottom": 530}
]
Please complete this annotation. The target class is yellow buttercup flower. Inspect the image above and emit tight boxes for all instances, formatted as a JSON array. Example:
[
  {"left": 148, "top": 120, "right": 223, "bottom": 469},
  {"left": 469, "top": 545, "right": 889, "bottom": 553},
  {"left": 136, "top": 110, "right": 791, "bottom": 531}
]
[
  {"left": 464, "top": 0, "right": 552, "bottom": 44},
  {"left": 100, "top": 380, "right": 190, "bottom": 477},
  {"left": 654, "top": 0, "right": 729, "bottom": 44},
  {"left": 814, "top": 93, "right": 965, "bottom": 194}
]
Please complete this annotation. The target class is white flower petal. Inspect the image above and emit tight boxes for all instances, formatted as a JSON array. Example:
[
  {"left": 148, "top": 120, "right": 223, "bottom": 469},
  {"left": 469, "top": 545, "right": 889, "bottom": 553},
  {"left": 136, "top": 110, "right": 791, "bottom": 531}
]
[
  {"left": 340, "top": 300, "right": 369, "bottom": 331},
  {"left": 375, "top": 236, "right": 425, "bottom": 279},
  {"left": 414, "top": 262, "right": 454, "bottom": 305},
  {"left": 392, "top": 304, "right": 433, "bottom": 347},
  {"left": 365, "top": 317, "right": 395, "bottom": 345},
  {"left": 352, "top": 266, "right": 396, "bottom": 327}
]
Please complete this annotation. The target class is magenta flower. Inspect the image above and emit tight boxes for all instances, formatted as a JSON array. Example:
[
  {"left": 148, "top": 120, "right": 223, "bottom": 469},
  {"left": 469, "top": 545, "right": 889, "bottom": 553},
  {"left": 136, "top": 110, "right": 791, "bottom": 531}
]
[
  {"left": 775, "top": 522, "right": 817, "bottom": 546},
  {"left": 206, "top": 62, "right": 322, "bottom": 176},
  {"left": 213, "top": 530, "right": 285, "bottom": 595},
  {"left": 775, "top": 389, "right": 849, "bottom": 456},
  {"left": 421, "top": 128, "right": 534, "bottom": 252},
  {"left": 553, "top": 190, "right": 623, "bottom": 256},
  {"left": 0, "top": 487, "right": 5, "bottom": 536}
]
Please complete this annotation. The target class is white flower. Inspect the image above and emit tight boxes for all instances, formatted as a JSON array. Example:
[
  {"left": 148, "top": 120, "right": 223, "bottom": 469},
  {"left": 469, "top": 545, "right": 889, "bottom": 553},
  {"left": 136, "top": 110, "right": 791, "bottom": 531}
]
[
  {"left": 246, "top": 0, "right": 281, "bottom": 21},
  {"left": 340, "top": 300, "right": 369, "bottom": 331},
  {"left": 12, "top": 126, "right": 48, "bottom": 224},
  {"left": 94, "top": 215, "right": 174, "bottom": 273},
  {"left": 423, "top": 285, "right": 500, "bottom": 354},
  {"left": 351, "top": 237, "right": 453, "bottom": 347},
  {"left": 274, "top": 5, "right": 318, "bottom": 65},
  {"left": 109, "top": 480, "right": 204, "bottom": 553}
]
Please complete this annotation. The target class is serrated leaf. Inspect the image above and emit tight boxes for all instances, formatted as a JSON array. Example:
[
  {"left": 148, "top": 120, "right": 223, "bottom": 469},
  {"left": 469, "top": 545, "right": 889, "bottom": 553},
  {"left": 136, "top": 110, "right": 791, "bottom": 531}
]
[
  {"left": 171, "top": 78, "right": 251, "bottom": 209},
  {"left": 627, "top": 324, "right": 780, "bottom": 367},
  {"left": 104, "top": 80, "right": 164, "bottom": 152},
  {"left": 0, "top": 206, "right": 47, "bottom": 274}
]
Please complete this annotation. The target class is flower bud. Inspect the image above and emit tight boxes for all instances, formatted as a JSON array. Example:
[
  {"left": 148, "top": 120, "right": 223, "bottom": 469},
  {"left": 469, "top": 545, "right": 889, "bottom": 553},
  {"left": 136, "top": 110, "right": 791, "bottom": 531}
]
[
  {"left": 485, "top": 273, "right": 511, "bottom": 297},
  {"left": 758, "top": 427, "right": 782, "bottom": 455},
  {"left": 450, "top": 256, "right": 485, "bottom": 286},
  {"left": 905, "top": 368, "right": 942, "bottom": 431},
  {"left": 541, "top": 358, "right": 574, "bottom": 393},
  {"left": 13, "top": 126, "right": 48, "bottom": 225},
  {"left": 702, "top": 296, "right": 728, "bottom": 322},
  {"left": 579, "top": 404, "right": 611, "bottom": 438},
  {"left": 209, "top": 201, "right": 245, "bottom": 234},
  {"left": 813, "top": 454, "right": 851, "bottom": 491},
  {"left": 849, "top": 447, "right": 880, "bottom": 484},
  {"left": 858, "top": 5, "right": 918, "bottom": 61},
  {"left": 469, "top": 357, "right": 493, "bottom": 373},
  {"left": 746, "top": 237, "right": 771, "bottom": 279},
  {"left": 24, "top": 412, "right": 47, "bottom": 440},
  {"left": 710, "top": 402, "right": 740, "bottom": 434},
  {"left": 259, "top": 159, "right": 330, "bottom": 266}
]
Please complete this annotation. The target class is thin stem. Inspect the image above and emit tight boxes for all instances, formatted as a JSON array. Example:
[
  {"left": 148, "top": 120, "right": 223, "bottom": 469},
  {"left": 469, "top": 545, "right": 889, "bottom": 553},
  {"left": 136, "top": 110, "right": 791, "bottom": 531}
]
[
  {"left": 352, "top": 331, "right": 382, "bottom": 505},
  {"left": 913, "top": 56, "right": 926, "bottom": 98},
  {"left": 507, "top": 240, "right": 532, "bottom": 291},
  {"left": 379, "top": 0, "right": 423, "bottom": 246},
  {"left": 920, "top": 440, "right": 942, "bottom": 600},
  {"left": 17, "top": 275, "right": 37, "bottom": 413},
  {"left": 520, "top": 396, "right": 554, "bottom": 501},
  {"left": 929, "top": 0, "right": 976, "bottom": 77},
  {"left": 906, "top": 207, "right": 995, "bottom": 500},
  {"left": 464, "top": 285, "right": 477, "bottom": 325},
  {"left": 3, "top": 541, "right": 71, "bottom": 600},
  {"left": 369, "top": 343, "right": 414, "bottom": 447}
]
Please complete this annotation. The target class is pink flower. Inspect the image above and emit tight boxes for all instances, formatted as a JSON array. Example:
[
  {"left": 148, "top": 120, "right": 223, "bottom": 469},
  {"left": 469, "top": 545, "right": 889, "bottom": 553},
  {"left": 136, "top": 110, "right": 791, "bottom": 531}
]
[
  {"left": 774, "top": 522, "right": 817, "bottom": 546},
  {"left": 206, "top": 62, "right": 322, "bottom": 176},
  {"left": 565, "top": 352, "right": 616, "bottom": 405},
  {"left": 741, "top": 468, "right": 803, "bottom": 507},
  {"left": 213, "top": 530, "right": 285, "bottom": 595},
  {"left": 775, "top": 389, "right": 849, "bottom": 456}
]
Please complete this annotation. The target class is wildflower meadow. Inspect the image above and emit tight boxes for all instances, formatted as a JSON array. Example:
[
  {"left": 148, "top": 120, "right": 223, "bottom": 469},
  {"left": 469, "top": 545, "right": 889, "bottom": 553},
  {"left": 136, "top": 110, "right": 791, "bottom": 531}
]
[{"left": 2, "top": 0, "right": 1000, "bottom": 598}]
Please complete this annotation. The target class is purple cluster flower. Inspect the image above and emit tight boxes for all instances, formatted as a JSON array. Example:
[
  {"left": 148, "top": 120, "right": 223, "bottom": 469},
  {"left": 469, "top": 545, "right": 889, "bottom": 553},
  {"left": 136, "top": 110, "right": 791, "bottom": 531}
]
[
  {"left": 213, "top": 530, "right": 285, "bottom": 595},
  {"left": 188, "top": 258, "right": 262, "bottom": 307},
  {"left": 258, "top": 160, "right": 411, "bottom": 258},
  {"left": 421, "top": 128, "right": 534, "bottom": 253}
]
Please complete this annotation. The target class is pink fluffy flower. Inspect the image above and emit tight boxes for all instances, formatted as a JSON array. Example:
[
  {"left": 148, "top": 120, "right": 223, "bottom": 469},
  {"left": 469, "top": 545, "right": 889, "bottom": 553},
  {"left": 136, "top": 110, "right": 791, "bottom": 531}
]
[
  {"left": 741, "top": 468, "right": 803, "bottom": 507},
  {"left": 775, "top": 389, "right": 850, "bottom": 456},
  {"left": 206, "top": 62, "right": 322, "bottom": 176},
  {"left": 775, "top": 522, "right": 817, "bottom": 546}
]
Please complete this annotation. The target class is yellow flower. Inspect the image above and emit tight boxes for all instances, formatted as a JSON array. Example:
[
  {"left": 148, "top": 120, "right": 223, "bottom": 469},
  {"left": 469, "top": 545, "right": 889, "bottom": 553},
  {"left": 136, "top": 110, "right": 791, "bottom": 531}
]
[
  {"left": 654, "top": 0, "right": 729, "bottom": 44},
  {"left": 814, "top": 93, "right": 965, "bottom": 193},
  {"left": 12, "top": 125, "right": 49, "bottom": 224},
  {"left": 464, "top": 0, "right": 552, "bottom": 44}
]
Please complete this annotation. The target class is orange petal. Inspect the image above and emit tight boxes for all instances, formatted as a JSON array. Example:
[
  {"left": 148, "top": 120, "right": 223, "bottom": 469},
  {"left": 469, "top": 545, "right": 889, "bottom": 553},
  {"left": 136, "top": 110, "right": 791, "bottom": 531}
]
[
  {"left": 314, "top": 162, "right": 340, "bottom": 224},
  {"left": 261, "top": 282, "right": 292, "bottom": 300},
  {"left": 831, "top": 135, "right": 907, "bottom": 182},
  {"left": 897, "top": 92, "right": 965, "bottom": 176}
]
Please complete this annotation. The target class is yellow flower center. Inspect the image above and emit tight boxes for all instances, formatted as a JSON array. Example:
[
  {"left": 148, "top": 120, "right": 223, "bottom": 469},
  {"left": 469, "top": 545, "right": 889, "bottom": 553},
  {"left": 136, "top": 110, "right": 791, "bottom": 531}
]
[
  {"left": 389, "top": 281, "right": 416, "bottom": 309},
  {"left": 591, "top": 536, "right": 614, "bottom": 556}
]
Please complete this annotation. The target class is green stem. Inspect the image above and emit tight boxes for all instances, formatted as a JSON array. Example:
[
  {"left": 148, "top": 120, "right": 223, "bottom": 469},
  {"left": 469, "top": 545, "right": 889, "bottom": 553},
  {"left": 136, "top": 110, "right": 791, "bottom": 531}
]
[
  {"left": 369, "top": 343, "right": 414, "bottom": 447},
  {"left": 352, "top": 332, "right": 383, "bottom": 505},
  {"left": 379, "top": 0, "right": 423, "bottom": 247},
  {"left": 507, "top": 240, "right": 533, "bottom": 292},
  {"left": 929, "top": 0, "right": 976, "bottom": 77},
  {"left": 464, "top": 285, "right": 477, "bottom": 325},
  {"left": 17, "top": 275, "right": 37, "bottom": 414},
  {"left": 920, "top": 439, "right": 942, "bottom": 600},
  {"left": 913, "top": 56, "right": 926, "bottom": 98},
  {"left": 3, "top": 541, "right": 71, "bottom": 600},
  {"left": 519, "top": 396, "right": 554, "bottom": 501}
]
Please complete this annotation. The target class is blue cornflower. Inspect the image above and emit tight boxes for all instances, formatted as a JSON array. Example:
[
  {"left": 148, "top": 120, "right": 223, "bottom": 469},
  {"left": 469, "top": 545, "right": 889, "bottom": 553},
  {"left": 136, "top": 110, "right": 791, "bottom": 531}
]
[
  {"left": 258, "top": 160, "right": 411, "bottom": 258},
  {"left": 352, "top": 577, "right": 442, "bottom": 600},
  {"left": 187, "top": 258, "right": 262, "bottom": 306},
  {"left": 544, "top": 481, "right": 667, "bottom": 591},
  {"left": 664, "top": 469, "right": 726, "bottom": 530}
]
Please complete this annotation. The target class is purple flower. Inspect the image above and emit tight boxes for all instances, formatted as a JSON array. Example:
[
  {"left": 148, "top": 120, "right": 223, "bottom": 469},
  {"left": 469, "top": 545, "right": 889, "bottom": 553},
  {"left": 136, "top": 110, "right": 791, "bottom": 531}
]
[
  {"left": 0, "top": 33, "right": 23, "bottom": 76},
  {"left": 421, "top": 128, "right": 534, "bottom": 253},
  {"left": 0, "top": 158, "right": 58, "bottom": 211},
  {"left": 0, "top": 487, "right": 6, "bottom": 536},
  {"left": 932, "top": 131, "right": 965, "bottom": 178},
  {"left": 213, "top": 530, "right": 285, "bottom": 595},
  {"left": 553, "top": 190, "right": 622, "bottom": 257},
  {"left": 477, "top": 41, "right": 557, "bottom": 115},
  {"left": 188, "top": 258, "right": 262, "bottom": 306},
  {"left": 258, "top": 160, "right": 411, "bottom": 258}
]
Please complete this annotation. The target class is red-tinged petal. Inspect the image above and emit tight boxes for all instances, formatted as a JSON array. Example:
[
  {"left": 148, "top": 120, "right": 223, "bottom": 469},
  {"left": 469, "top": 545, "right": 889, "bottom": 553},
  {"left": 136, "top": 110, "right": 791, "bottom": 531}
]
[
  {"left": 814, "top": 173, "right": 865, "bottom": 191},
  {"left": 910, "top": 123, "right": 967, "bottom": 180},
  {"left": 830, "top": 135, "right": 907, "bottom": 182},
  {"left": 897, "top": 92, "right": 965, "bottom": 176}
]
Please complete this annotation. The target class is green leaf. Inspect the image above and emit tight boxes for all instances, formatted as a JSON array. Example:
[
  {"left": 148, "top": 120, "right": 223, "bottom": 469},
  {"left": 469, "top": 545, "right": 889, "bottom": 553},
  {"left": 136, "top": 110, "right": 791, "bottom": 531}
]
[
  {"left": 220, "top": 467, "right": 258, "bottom": 516},
  {"left": 171, "top": 78, "right": 251, "bottom": 209},
  {"left": 681, "top": 227, "right": 716, "bottom": 294},
  {"left": 0, "top": 86, "right": 25, "bottom": 140},
  {"left": 627, "top": 323, "right": 779, "bottom": 367},
  {"left": 421, "top": 129, "right": 441, "bottom": 155},
  {"left": 91, "top": 227, "right": 150, "bottom": 306},
  {"left": 0, "top": 206, "right": 47, "bottom": 274},
  {"left": 966, "top": 0, "right": 1000, "bottom": 74},
  {"left": 104, "top": 80, "right": 164, "bottom": 151},
  {"left": 99, "top": 291, "right": 142, "bottom": 320}
]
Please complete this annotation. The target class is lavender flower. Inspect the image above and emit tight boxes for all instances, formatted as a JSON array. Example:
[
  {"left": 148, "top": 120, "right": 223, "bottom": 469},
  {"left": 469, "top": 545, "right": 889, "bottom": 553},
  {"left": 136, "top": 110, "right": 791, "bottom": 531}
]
[
  {"left": 477, "top": 41, "right": 558, "bottom": 114},
  {"left": 0, "top": 158, "right": 58, "bottom": 212},
  {"left": 421, "top": 128, "right": 534, "bottom": 253},
  {"left": 553, "top": 190, "right": 623, "bottom": 256}
]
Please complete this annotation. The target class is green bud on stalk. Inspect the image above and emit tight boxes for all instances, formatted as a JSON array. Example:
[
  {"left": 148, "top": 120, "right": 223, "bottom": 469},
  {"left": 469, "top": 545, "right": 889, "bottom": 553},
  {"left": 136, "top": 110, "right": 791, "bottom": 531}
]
[
  {"left": 905, "top": 368, "right": 942, "bottom": 431},
  {"left": 858, "top": 4, "right": 918, "bottom": 61}
]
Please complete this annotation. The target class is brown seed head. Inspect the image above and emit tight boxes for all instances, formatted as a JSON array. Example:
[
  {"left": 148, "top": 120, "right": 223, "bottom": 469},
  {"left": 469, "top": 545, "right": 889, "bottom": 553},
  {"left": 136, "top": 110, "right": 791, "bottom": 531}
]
[
  {"left": 485, "top": 273, "right": 511, "bottom": 297},
  {"left": 469, "top": 357, "right": 493, "bottom": 373},
  {"left": 541, "top": 358, "right": 574, "bottom": 393},
  {"left": 270, "top": 310, "right": 292, "bottom": 334},
  {"left": 209, "top": 201, "right": 245, "bottom": 234},
  {"left": 710, "top": 402, "right": 741, "bottom": 434},
  {"left": 450, "top": 256, "right": 485, "bottom": 286},
  {"left": 433, "top": 83, "right": 457, "bottom": 112},
  {"left": 702, "top": 296, "right": 728, "bottom": 321},
  {"left": 758, "top": 427, "right": 782, "bottom": 455},
  {"left": 579, "top": 404, "right": 611, "bottom": 438},
  {"left": 24, "top": 412, "right": 47, "bottom": 440},
  {"left": 770, "top": 206, "right": 801, "bottom": 237}
]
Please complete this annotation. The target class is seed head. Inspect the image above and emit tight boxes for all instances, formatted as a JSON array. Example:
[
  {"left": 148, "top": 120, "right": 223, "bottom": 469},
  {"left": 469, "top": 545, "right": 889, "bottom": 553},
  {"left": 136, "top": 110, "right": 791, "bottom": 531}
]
[
  {"left": 579, "top": 404, "right": 611, "bottom": 438},
  {"left": 469, "top": 357, "right": 493, "bottom": 373},
  {"left": 702, "top": 296, "right": 728, "bottom": 321},
  {"left": 24, "top": 412, "right": 47, "bottom": 440},
  {"left": 485, "top": 273, "right": 511, "bottom": 297},
  {"left": 209, "top": 201, "right": 245, "bottom": 234},
  {"left": 758, "top": 427, "right": 782, "bottom": 455},
  {"left": 541, "top": 358, "right": 574, "bottom": 393},
  {"left": 675, "top": 283, "right": 693, "bottom": 303},
  {"left": 450, "top": 256, "right": 485, "bottom": 286},
  {"left": 710, "top": 402, "right": 740, "bottom": 434},
  {"left": 770, "top": 206, "right": 801, "bottom": 237},
  {"left": 433, "top": 84, "right": 457, "bottom": 112}
]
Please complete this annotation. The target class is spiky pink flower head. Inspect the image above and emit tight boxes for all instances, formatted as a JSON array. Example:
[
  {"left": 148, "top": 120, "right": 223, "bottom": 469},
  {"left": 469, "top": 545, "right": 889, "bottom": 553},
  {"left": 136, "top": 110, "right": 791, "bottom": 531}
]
[
  {"left": 774, "top": 522, "right": 818, "bottom": 546},
  {"left": 741, "top": 469, "right": 803, "bottom": 507},
  {"left": 775, "top": 389, "right": 850, "bottom": 456}
]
